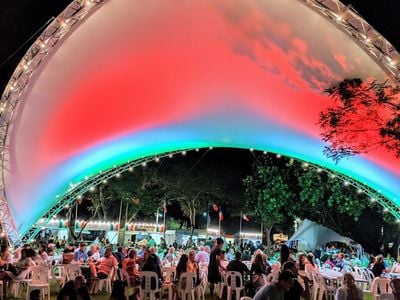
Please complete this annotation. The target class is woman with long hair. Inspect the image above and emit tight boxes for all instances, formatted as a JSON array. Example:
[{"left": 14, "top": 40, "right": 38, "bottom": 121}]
[
  {"left": 335, "top": 273, "right": 363, "bottom": 300},
  {"left": 249, "top": 254, "right": 266, "bottom": 293}
]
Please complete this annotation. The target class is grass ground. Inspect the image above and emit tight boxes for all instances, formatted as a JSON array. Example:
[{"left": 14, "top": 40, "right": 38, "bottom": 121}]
[{"left": 5, "top": 283, "right": 376, "bottom": 300}]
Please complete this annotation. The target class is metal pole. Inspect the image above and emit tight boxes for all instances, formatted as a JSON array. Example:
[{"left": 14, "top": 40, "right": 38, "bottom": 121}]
[
  {"left": 156, "top": 208, "right": 159, "bottom": 229},
  {"left": 124, "top": 203, "right": 129, "bottom": 244},
  {"left": 75, "top": 201, "right": 78, "bottom": 223},
  {"left": 163, "top": 200, "right": 166, "bottom": 239},
  {"left": 117, "top": 199, "right": 123, "bottom": 242},
  {"left": 205, "top": 202, "right": 209, "bottom": 240},
  {"left": 219, "top": 210, "right": 221, "bottom": 237},
  {"left": 240, "top": 211, "right": 242, "bottom": 244}
]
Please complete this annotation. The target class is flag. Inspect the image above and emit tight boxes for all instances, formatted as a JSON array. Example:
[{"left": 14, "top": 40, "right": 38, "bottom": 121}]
[
  {"left": 163, "top": 202, "right": 168, "bottom": 213},
  {"left": 243, "top": 214, "right": 250, "bottom": 222},
  {"left": 213, "top": 204, "right": 219, "bottom": 212},
  {"left": 219, "top": 211, "right": 224, "bottom": 221}
]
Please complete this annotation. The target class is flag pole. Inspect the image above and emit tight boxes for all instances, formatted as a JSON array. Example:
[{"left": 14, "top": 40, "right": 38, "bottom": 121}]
[
  {"left": 206, "top": 202, "right": 209, "bottom": 239},
  {"left": 219, "top": 210, "right": 221, "bottom": 237},
  {"left": 163, "top": 199, "right": 166, "bottom": 239},
  {"left": 240, "top": 211, "right": 243, "bottom": 244}
]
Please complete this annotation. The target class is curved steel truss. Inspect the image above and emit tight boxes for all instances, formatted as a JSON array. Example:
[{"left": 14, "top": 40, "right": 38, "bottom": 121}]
[
  {"left": 1, "top": 0, "right": 399, "bottom": 247},
  {"left": 20, "top": 149, "right": 400, "bottom": 246},
  {"left": 0, "top": 0, "right": 107, "bottom": 247}
]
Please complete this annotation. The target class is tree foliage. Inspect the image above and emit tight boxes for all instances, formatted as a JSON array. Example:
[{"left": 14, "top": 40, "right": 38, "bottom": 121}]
[
  {"left": 244, "top": 163, "right": 295, "bottom": 246},
  {"left": 319, "top": 78, "right": 400, "bottom": 162}
]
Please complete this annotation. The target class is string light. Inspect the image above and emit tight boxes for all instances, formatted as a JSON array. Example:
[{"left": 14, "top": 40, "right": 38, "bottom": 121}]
[
  {"left": 128, "top": 166, "right": 133, "bottom": 172},
  {"left": 168, "top": 154, "right": 173, "bottom": 158},
  {"left": 115, "top": 173, "right": 121, "bottom": 178},
  {"left": 141, "top": 162, "right": 147, "bottom": 167},
  {"left": 195, "top": 148, "right": 199, "bottom": 152},
  {"left": 89, "top": 186, "right": 95, "bottom": 192},
  {"left": 249, "top": 148, "right": 254, "bottom": 152},
  {"left": 155, "top": 157, "right": 160, "bottom": 162},
  {"left": 263, "top": 151, "right": 267, "bottom": 155},
  {"left": 276, "top": 154, "right": 281, "bottom": 158},
  {"left": 343, "top": 181, "right": 350, "bottom": 186},
  {"left": 181, "top": 151, "right": 187, "bottom": 155}
]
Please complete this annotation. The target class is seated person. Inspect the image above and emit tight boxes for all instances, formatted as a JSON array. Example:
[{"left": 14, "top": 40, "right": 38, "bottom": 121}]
[
  {"left": 122, "top": 249, "right": 141, "bottom": 286},
  {"left": 0, "top": 245, "right": 13, "bottom": 266},
  {"left": 90, "top": 247, "right": 118, "bottom": 279},
  {"left": 163, "top": 247, "right": 176, "bottom": 265},
  {"left": 335, "top": 273, "right": 363, "bottom": 300},
  {"left": 141, "top": 251, "right": 162, "bottom": 289},
  {"left": 282, "top": 261, "right": 310, "bottom": 300},
  {"left": 87, "top": 245, "right": 101, "bottom": 263},
  {"left": 73, "top": 242, "right": 88, "bottom": 263},
  {"left": 0, "top": 248, "right": 36, "bottom": 294},
  {"left": 372, "top": 255, "right": 389, "bottom": 277},
  {"left": 227, "top": 252, "right": 249, "bottom": 277},
  {"left": 62, "top": 244, "right": 75, "bottom": 264},
  {"left": 175, "top": 253, "right": 200, "bottom": 295}
]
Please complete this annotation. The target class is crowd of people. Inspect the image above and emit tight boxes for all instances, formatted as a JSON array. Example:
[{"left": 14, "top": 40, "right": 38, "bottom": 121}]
[{"left": 1, "top": 235, "right": 400, "bottom": 300}]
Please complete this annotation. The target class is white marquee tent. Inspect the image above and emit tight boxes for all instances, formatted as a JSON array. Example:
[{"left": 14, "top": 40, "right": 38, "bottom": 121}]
[{"left": 289, "top": 219, "right": 353, "bottom": 250}]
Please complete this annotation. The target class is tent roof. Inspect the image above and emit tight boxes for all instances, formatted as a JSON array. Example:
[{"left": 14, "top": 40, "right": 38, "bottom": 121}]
[{"left": 289, "top": 219, "right": 352, "bottom": 250}]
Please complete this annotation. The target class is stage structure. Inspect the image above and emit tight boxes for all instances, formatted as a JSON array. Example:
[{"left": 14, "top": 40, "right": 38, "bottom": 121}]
[{"left": 0, "top": 0, "right": 399, "bottom": 247}]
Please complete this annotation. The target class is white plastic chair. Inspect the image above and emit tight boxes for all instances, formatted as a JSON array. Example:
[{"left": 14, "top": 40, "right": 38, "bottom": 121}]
[
  {"left": 140, "top": 271, "right": 160, "bottom": 300},
  {"left": 315, "top": 273, "right": 336, "bottom": 300},
  {"left": 380, "top": 293, "right": 394, "bottom": 300},
  {"left": 26, "top": 265, "right": 51, "bottom": 300},
  {"left": 371, "top": 277, "right": 392, "bottom": 300},
  {"left": 226, "top": 271, "right": 244, "bottom": 300},
  {"left": 119, "top": 268, "right": 139, "bottom": 299},
  {"left": 51, "top": 265, "right": 66, "bottom": 290},
  {"left": 65, "top": 264, "right": 82, "bottom": 281},
  {"left": 218, "top": 272, "right": 228, "bottom": 299},
  {"left": 160, "top": 267, "right": 175, "bottom": 300},
  {"left": 93, "top": 266, "right": 116, "bottom": 294},
  {"left": 0, "top": 280, "right": 3, "bottom": 300},
  {"left": 176, "top": 272, "right": 197, "bottom": 300},
  {"left": 196, "top": 275, "right": 207, "bottom": 300},
  {"left": 9, "top": 267, "right": 32, "bottom": 298}
]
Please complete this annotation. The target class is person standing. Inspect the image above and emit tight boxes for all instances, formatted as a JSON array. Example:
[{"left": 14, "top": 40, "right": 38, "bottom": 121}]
[{"left": 208, "top": 238, "right": 224, "bottom": 296}]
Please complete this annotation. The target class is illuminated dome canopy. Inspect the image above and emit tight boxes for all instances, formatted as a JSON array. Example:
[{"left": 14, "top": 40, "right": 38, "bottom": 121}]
[{"left": 1, "top": 0, "right": 399, "bottom": 245}]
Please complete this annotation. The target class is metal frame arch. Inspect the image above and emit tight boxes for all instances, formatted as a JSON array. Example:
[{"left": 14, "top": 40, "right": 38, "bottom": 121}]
[
  {"left": 21, "top": 148, "right": 400, "bottom": 246},
  {"left": 0, "top": 0, "right": 108, "bottom": 246},
  {"left": 0, "top": 0, "right": 399, "bottom": 247},
  {"left": 19, "top": 149, "right": 196, "bottom": 246}
]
